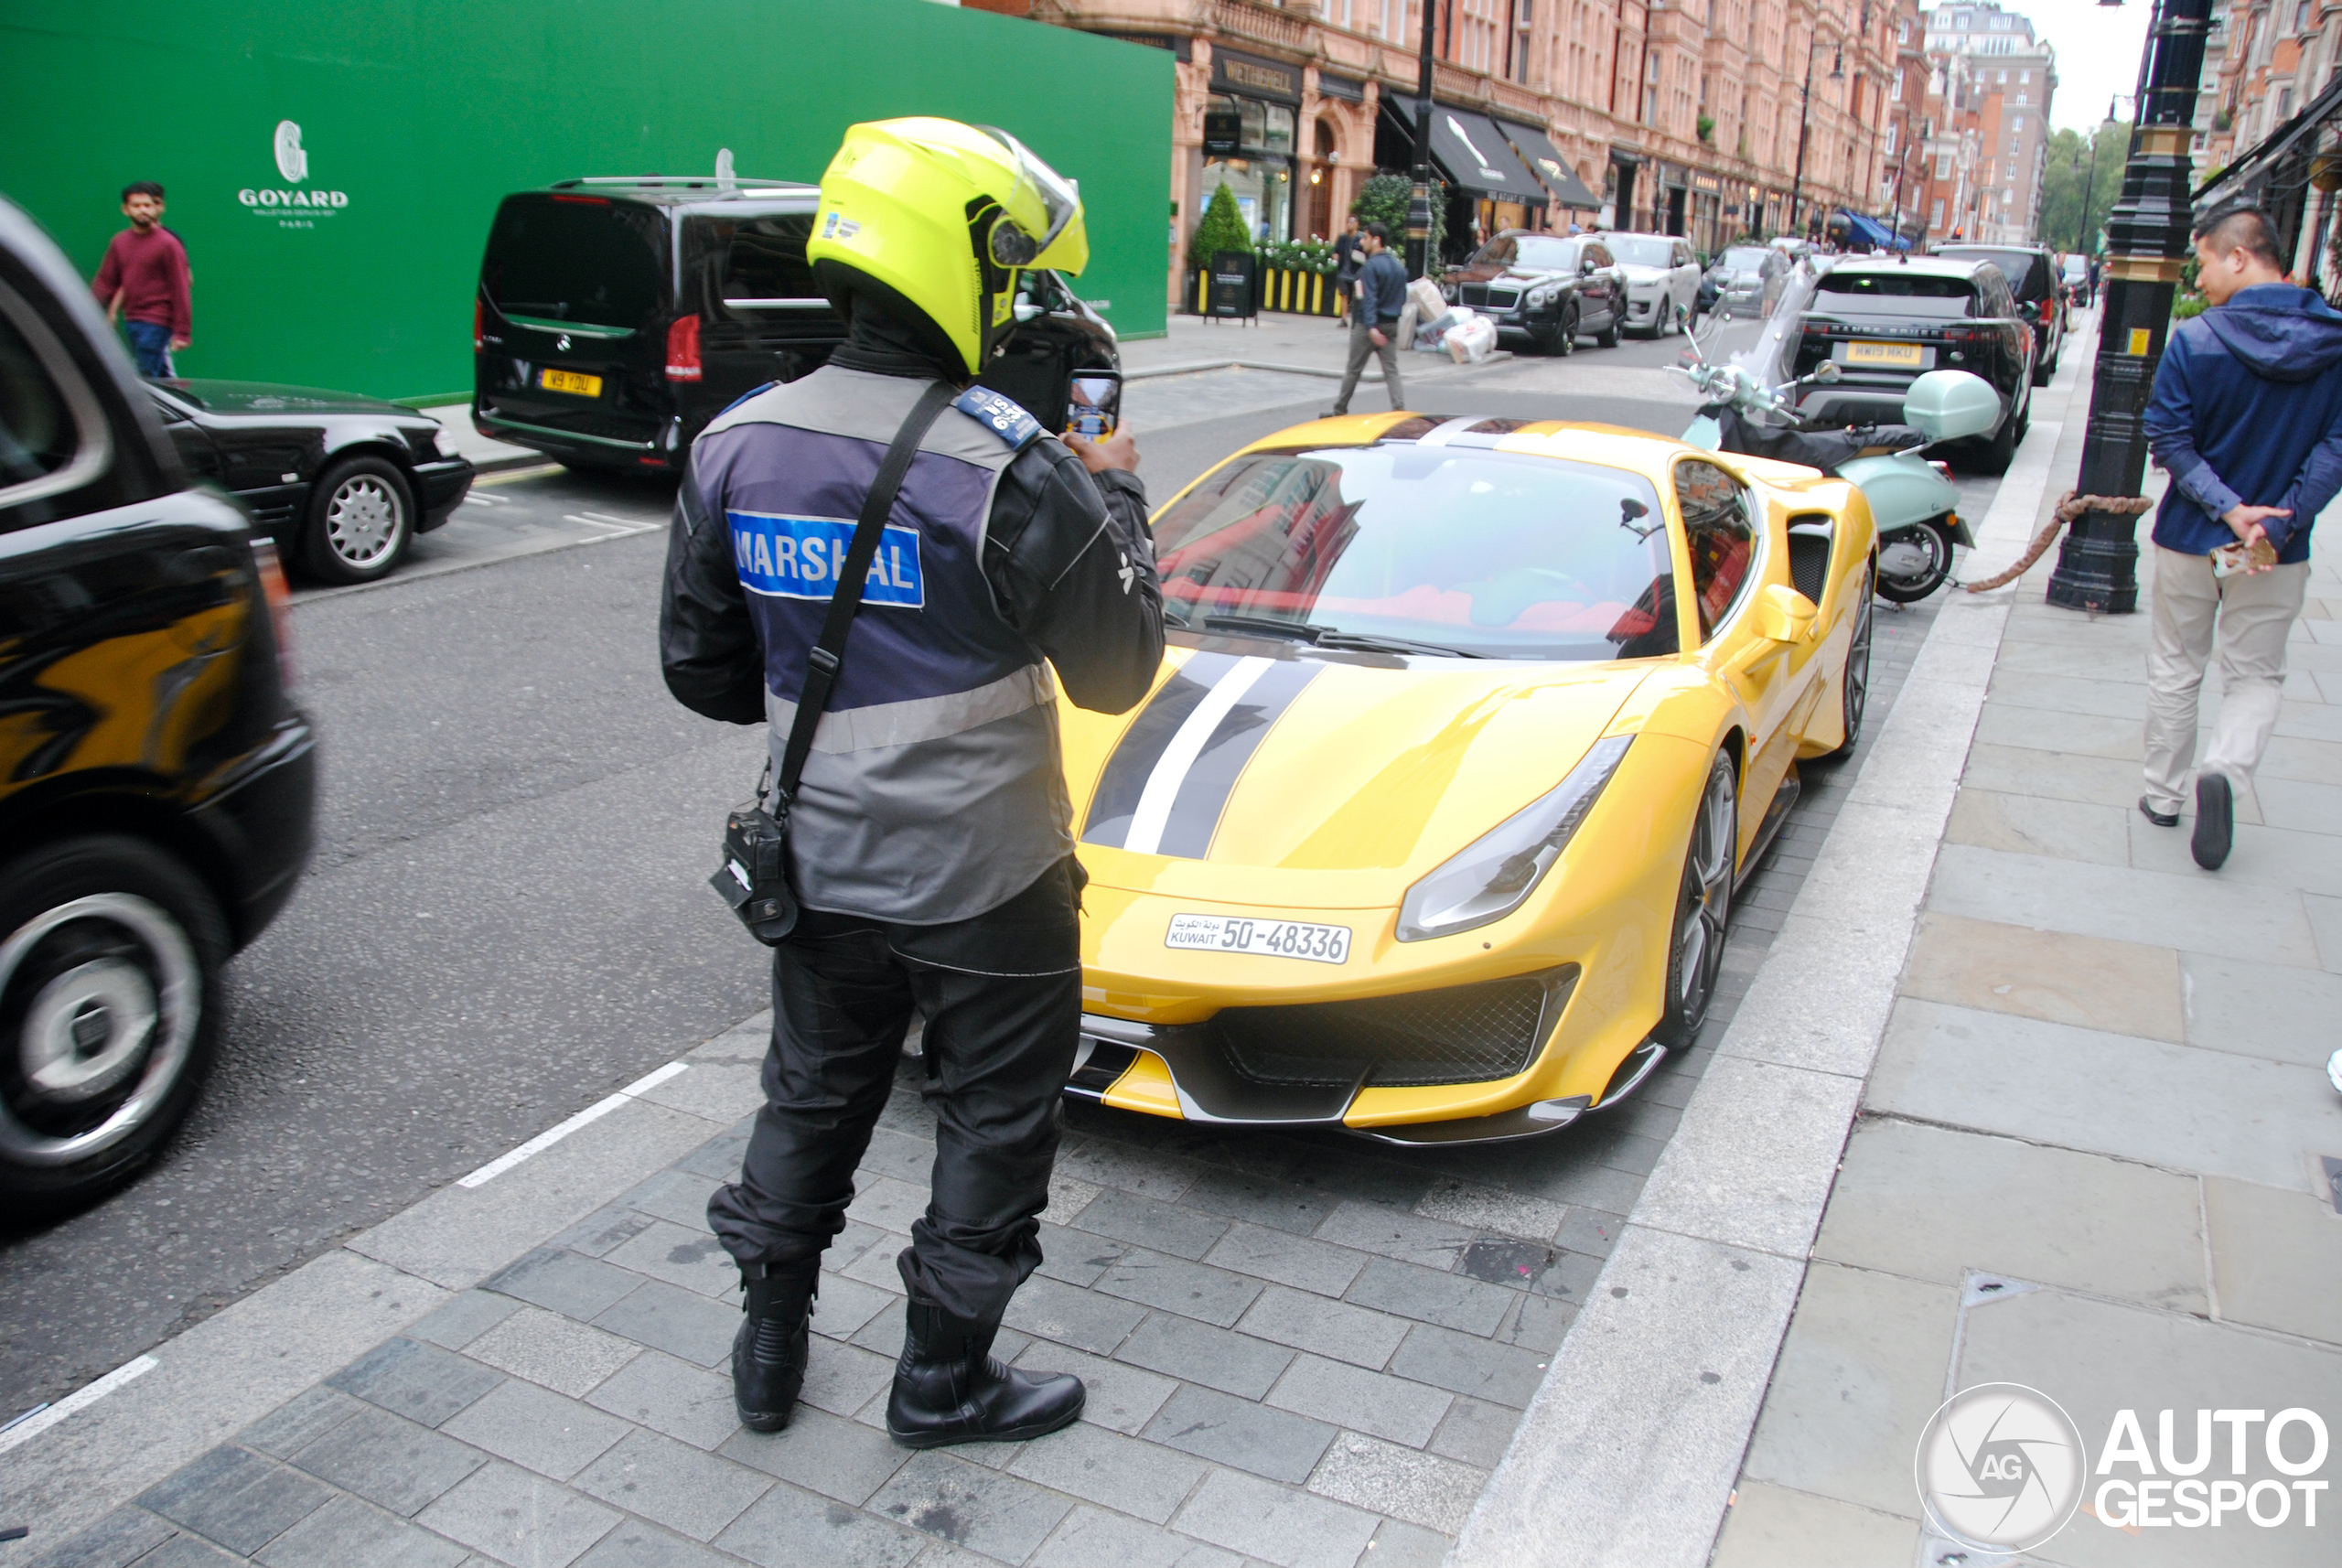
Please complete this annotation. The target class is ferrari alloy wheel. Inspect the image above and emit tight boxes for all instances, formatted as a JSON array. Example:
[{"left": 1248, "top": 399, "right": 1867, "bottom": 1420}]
[
  {"left": 1656, "top": 754, "right": 1736, "bottom": 1048},
  {"left": 304, "top": 455, "right": 415, "bottom": 585},
  {"left": 1821, "top": 568, "right": 1875, "bottom": 758},
  {"left": 0, "top": 836, "right": 226, "bottom": 1216}
]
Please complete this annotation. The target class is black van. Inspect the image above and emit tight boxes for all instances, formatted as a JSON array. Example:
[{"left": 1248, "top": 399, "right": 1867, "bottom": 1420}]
[
  {"left": 0, "top": 193, "right": 316, "bottom": 1213},
  {"left": 473, "top": 177, "right": 1120, "bottom": 473}
]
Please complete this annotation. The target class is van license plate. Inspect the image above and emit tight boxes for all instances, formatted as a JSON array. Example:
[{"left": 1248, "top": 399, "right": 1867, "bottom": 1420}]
[
  {"left": 1166, "top": 914, "right": 1351, "bottom": 964},
  {"left": 539, "top": 369, "right": 603, "bottom": 397},
  {"left": 1844, "top": 341, "right": 1923, "bottom": 367}
]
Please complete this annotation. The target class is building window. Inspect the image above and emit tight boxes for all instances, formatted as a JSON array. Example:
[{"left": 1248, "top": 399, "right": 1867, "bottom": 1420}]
[{"left": 1932, "top": 198, "right": 1945, "bottom": 225}]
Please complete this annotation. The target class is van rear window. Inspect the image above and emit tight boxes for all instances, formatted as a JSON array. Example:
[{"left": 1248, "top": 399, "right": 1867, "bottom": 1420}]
[
  {"left": 1814, "top": 273, "right": 1976, "bottom": 318},
  {"left": 483, "top": 199, "right": 665, "bottom": 332},
  {"left": 689, "top": 216, "right": 822, "bottom": 314}
]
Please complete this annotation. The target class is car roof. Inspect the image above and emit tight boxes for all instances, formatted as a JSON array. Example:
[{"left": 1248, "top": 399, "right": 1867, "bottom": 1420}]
[
  {"left": 1934, "top": 242, "right": 2050, "bottom": 256},
  {"left": 1595, "top": 231, "right": 1681, "bottom": 243},
  {"left": 1825, "top": 254, "right": 1988, "bottom": 279},
  {"left": 522, "top": 178, "right": 821, "bottom": 214}
]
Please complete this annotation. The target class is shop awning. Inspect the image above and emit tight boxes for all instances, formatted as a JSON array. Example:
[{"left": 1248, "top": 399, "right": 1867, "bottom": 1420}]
[
  {"left": 1381, "top": 98, "right": 1551, "bottom": 203},
  {"left": 1832, "top": 209, "right": 1912, "bottom": 251},
  {"left": 1495, "top": 121, "right": 1601, "bottom": 208},
  {"left": 2197, "top": 70, "right": 2342, "bottom": 210}
]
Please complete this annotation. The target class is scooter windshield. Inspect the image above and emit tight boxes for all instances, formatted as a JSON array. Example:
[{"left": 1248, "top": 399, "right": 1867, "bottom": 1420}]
[{"left": 1729, "top": 256, "right": 1828, "bottom": 393}]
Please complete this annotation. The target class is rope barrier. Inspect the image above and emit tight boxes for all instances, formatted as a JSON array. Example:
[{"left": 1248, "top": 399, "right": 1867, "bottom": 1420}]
[{"left": 1962, "top": 489, "right": 2155, "bottom": 592}]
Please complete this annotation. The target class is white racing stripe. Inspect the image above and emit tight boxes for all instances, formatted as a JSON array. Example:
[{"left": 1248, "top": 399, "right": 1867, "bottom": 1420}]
[
  {"left": 0, "top": 1355, "right": 157, "bottom": 1455},
  {"left": 1122, "top": 655, "right": 1273, "bottom": 854},
  {"left": 456, "top": 1061, "right": 689, "bottom": 1188}
]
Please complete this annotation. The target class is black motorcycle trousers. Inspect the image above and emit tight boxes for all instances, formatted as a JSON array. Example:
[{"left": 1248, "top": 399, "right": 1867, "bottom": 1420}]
[{"left": 706, "top": 858, "right": 1083, "bottom": 1327}]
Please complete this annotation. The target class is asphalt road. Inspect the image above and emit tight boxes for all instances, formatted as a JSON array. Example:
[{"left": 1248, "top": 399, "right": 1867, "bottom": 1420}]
[{"left": 0, "top": 317, "right": 1983, "bottom": 1415}]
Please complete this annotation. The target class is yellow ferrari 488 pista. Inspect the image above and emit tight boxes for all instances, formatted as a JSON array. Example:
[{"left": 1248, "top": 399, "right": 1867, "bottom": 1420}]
[{"left": 1058, "top": 412, "right": 1876, "bottom": 1145}]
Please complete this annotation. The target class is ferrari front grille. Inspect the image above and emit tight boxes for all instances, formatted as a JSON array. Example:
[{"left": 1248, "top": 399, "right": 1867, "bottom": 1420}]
[{"left": 1210, "top": 968, "right": 1576, "bottom": 1090}]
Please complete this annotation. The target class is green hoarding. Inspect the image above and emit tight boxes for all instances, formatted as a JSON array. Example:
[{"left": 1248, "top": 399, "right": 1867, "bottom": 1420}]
[{"left": 0, "top": 0, "right": 1171, "bottom": 402}]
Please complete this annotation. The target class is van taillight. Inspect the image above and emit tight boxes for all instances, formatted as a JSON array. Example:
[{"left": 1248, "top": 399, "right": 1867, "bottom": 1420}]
[
  {"left": 473, "top": 297, "right": 484, "bottom": 353},
  {"left": 251, "top": 539, "right": 297, "bottom": 693},
  {"left": 666, "top": 316, "right": 703, "bottom": 381}
]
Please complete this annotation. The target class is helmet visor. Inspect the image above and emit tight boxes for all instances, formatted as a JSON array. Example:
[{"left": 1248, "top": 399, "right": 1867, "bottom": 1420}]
[{"left": 977, "top": 126, "right": 1080, "bottom": 252}]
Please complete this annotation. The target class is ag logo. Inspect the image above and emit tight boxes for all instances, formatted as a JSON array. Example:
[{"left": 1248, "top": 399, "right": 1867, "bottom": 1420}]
[
  {"left": 1916, "top": 1382, "right": 2087, "bottom": 1552},
  {"left": 273, "top": 121, "right": 308, "bottom": 183}
]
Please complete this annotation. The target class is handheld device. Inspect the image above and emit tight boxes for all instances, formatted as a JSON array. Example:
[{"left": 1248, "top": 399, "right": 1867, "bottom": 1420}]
[{"left": 1065, "top": 370, "right": 1122, "bottom": 440}]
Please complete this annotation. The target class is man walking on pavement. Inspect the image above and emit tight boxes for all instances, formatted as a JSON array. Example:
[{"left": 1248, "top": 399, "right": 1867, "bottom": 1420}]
[
  {"left": 661, "top": 118, "right": 1164, "bottom": 1447},
  {"left": 1324, "top": 220, "right": 1406, "bottom": 416},
  {"left": 2139, "top": 203, "right": 2342, "bottom": 869},
  {"left": 91, "top": 181, "right": 189, "bottom": 378}
]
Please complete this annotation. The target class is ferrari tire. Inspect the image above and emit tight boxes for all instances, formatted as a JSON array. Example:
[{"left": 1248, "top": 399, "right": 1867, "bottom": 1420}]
[
  {"left": 1819, "top": 568, "right": 1875, "bottom": 758},
  {"left": 1654, "top": 753, "right": 1736, "bottom": 1049},
  {"left": 0, "top": 836, "right": 227, "bottom": 1219}
]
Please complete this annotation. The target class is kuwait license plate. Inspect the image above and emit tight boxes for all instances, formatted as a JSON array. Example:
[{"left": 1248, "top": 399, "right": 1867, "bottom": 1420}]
[
  {"left": 1166, "top": 913, "right": 1351, "bottom": 964},
  {"left": 539, "top": 368, "right": 603, "bottom": 397},
  {"left": 1844, "top": 340, "right": 1923, "bottom": 367}
]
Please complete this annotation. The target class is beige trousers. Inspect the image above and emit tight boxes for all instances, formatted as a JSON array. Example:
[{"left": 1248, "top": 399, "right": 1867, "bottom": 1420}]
[{"left": 2142, "top": 545, "right": 2310, "bottom": 814}]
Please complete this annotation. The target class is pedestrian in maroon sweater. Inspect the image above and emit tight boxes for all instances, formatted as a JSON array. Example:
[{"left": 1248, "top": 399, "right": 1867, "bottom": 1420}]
[{"left": 92, "top": 181, "right": 191, "bottom": 378}]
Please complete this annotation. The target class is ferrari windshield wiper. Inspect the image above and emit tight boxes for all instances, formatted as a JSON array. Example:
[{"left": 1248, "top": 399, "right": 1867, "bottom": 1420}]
[
  {"left": 1201, "top": 614, "right": 1322, "bottom": 642},
  {"left": 1313, "top": 630, "right": 1485, "bottom": 659},
  {"left": 1200, "top": 614, "right": 1482, "bottom": 659}
]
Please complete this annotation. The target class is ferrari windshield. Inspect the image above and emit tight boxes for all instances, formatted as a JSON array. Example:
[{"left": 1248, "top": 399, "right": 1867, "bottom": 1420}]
[{"left": 1151, "top": 444, "right": 1678, "bottom": 660}]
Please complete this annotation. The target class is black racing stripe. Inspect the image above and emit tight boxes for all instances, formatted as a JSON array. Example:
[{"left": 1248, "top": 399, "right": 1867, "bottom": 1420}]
[
  {"left": 1154, "top": 660, "right": 1323, "bottom": 861},
  {"left": 1080, "top": 653, "right": 1240, "bottom": 848}
]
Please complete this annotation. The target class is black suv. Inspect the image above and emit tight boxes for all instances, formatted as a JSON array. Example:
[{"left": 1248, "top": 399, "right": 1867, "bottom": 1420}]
[
  {"left": 1934, "top": 243, "right": 2066, "bottom": 385},
  {"left": 1790, "top": 255, "right": 2036, "bottom": 473},
  {"left": 0, "top": 194, "right": 316, "bottom": 1213},
  {"left": 473, "top": 177, "right": 1120, "bottom": 473}
]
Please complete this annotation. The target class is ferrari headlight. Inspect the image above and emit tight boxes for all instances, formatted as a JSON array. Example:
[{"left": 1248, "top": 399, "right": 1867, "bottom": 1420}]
[{"left": 1396, "top": 736, "right": 1633, "bottom": 942}]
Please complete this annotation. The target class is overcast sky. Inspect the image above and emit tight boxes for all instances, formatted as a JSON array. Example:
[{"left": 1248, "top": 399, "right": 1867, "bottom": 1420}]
[{"left": 2008, "top": 1, "right": 2158, "bottom": 132}]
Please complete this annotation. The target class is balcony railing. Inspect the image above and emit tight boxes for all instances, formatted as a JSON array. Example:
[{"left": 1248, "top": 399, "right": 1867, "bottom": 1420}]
[{"left": 1214, "top": 0, "right": 1310, "bottom": 53}]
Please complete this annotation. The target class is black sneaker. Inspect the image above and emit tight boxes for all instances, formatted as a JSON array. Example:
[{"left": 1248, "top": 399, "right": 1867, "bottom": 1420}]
[
  {"left": 2192, "top": 772, "right": 2233, "bottom": 870},
  {"left": 2138, "top": 796, "right": 2179, "bottom": 828},
  {"left": 1319, "top": 408, "right": 1347, "bottom": 419}
]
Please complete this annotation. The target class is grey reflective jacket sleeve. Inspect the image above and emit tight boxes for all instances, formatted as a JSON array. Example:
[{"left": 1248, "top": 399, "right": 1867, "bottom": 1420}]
[
  {"left": 660, "top": 456, "right": 767, "bottom": 725},
  {"left": 984, "top": 440, "right": 1165, "bottom": 715}
]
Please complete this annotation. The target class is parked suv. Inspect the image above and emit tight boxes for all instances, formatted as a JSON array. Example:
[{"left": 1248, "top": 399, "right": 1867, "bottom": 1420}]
[
  {"left": 1789, "top": 254, "right": 2035, "bottom": 473},
  {"left": 0, "top": 193, "right": 316, "bottom": 1213},
  {"left": 1593, "top": 232, "right": 1701, "bottom": 337},
  {"left": 473, "top": 177, "right": 1118, "bottom": 473},
  {"left": 1445, "top": 231, "right": 1626, "bottom": 354},
  {"left": 1934, "top": 242, "right": 2066, "bottom": 384}
]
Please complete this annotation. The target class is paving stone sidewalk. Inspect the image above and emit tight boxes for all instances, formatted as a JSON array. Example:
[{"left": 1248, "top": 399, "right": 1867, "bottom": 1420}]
[{"left": 1714, "top": 343, "right": 2342, "bottom": 1566}]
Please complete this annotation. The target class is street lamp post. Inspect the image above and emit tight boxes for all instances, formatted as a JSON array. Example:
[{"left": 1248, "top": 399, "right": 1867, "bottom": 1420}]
[
  {"left": 1788, "top": 38, "right": 1844, "bottom": 240},
  {"left": 1407, "top": 0, "right": 1440, "bottom": 278},
  {"left": 2045, "top": 0, "right": 2213, "bottom": 614}
]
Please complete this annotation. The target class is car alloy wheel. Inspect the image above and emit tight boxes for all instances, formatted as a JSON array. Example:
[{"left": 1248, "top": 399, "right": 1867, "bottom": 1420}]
[
  {"left": 1821, "top": 569, "right": 1875, "bottom": 757},
  {"left": 0, "top": 837, "right": 225, "bottom": 1213},
  {"left": 1656, "top": 753, "right": 1736, "bottom": 1047},
  {"left": 303, "top": 454, "right": 415, "bottom": 585}
]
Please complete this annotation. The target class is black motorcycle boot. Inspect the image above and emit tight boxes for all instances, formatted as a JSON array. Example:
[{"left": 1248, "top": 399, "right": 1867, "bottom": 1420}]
[
  {"left": 886, "top": 1299, "right": 1086, "bottom": 1448},
  {"left": 732, "top": 1260, "right": 821, "bottom": 1433}
]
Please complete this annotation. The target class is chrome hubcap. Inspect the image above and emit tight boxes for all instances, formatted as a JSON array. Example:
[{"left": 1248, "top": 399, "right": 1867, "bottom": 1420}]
[
  {"left": 1676, "top": 768, "right": 1735, "bottom": 1018},
  {"left": 0, "top": 894, "right": 199, "bottom": 1165},
  {"left": 326, "top": 475, "right": 404, "bottom": 567}
]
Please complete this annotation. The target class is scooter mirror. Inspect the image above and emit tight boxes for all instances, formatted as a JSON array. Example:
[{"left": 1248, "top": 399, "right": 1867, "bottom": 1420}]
[{"left": 1812, "top": 360, "right": 1842, "bottom": 384}]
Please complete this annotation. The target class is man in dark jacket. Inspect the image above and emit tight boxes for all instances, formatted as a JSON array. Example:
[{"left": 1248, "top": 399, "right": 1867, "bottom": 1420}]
[
  {"left": 661, "top": 118, "right": 1164, "bottom": 1448},
  {"left": 1331, "top": 213, "right": 1363, "bottom": 330},
  {"left": 1325, "top": 222, "right": 1408, "bottom": 416},
  {"left": 2140, "top": 203, "right": 2342, "bottom": 868}
]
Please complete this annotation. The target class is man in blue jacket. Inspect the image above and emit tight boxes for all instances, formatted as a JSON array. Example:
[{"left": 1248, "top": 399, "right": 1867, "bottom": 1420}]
[
  {"left": 2140, "top": 204, "right": 2342, "bottom": 869},
  {"left": 1325, "top": 222, "right": 1408, "bottom": 416}
]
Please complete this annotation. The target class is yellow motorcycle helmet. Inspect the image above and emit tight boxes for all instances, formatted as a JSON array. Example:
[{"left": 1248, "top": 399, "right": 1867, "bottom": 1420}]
[{"left": 807, "top": 117, "right": 1088, "bottom": 381}]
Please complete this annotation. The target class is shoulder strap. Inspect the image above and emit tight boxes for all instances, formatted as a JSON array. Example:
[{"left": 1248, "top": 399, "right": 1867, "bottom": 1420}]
[{"left": 774, "top": 378, "right": 958, "bottom": 805}]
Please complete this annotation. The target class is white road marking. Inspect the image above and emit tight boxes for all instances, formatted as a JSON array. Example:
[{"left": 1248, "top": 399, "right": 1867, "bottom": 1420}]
[
  {"left": 456, "top": 1061, "right": 690, "bottom": 1188},
  {"left": 0, "top": 1356, "right": 157, "bottom": 1455},
  {"left": 1123, "top": 655, "right": 1273, "bottom": 854},
  {"left": 563, "top": 512, "right": 662, "bottom": 539}
]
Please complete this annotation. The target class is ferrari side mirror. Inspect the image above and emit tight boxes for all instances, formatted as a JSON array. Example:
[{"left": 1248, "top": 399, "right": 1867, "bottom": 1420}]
[{"left": 1754, "top": 584, "right": 1820, "bottom": 643}]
